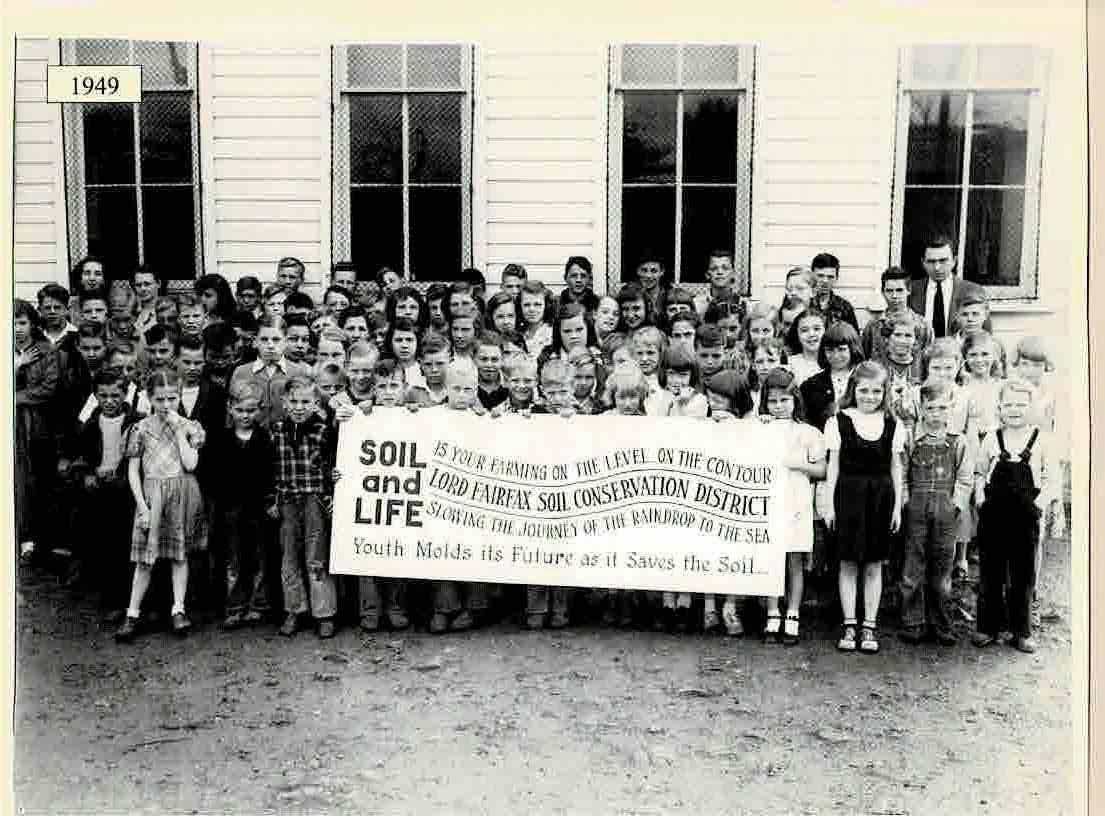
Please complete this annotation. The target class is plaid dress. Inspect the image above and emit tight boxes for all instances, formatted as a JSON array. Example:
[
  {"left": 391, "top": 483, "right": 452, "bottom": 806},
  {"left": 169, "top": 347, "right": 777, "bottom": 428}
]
[{"left": 126, "top": 415, "right": 208, "bottom": 565}]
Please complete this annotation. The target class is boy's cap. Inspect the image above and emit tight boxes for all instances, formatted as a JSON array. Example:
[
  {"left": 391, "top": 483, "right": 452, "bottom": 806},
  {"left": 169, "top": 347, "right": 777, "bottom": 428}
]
[{"left": 703, "top": 370, "right": 743, "bottom": 398}]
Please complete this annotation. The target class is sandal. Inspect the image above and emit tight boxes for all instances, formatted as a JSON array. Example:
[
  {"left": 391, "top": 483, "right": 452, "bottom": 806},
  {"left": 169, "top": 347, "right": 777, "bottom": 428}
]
[
  {"left": 859, "top": 624, "right": 879, "bottom": 654},
  {"left": 782, "top": 614, "right": 799, "bottom": 646},
  {"left": 763, "top": 613, "right": 782, "bottom": 640},
  {"left": 837, "top": 623, "right": 857, "bottom": 652}
]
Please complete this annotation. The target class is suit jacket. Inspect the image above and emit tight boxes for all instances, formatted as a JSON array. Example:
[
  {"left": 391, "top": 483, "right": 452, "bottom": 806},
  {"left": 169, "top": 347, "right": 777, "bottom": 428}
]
[{"left": 908, "top": 277, "right": 993, "bottom": 335}]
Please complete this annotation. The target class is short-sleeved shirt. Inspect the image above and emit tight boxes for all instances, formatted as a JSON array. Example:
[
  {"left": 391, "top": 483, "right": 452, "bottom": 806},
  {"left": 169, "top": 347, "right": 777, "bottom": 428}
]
[
  {"left": 125, "top": 415, "right": 185, "bottom": 478},
  {"left": 825, "top": 409, "right": 906, "bottom": 454}
]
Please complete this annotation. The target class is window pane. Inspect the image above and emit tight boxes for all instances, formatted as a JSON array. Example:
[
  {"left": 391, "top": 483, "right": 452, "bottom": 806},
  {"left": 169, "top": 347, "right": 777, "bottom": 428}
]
[
  {"left": 682, "top": 93, "right": 739, "bottom": 183},
  {"left": 621, "top": 187, "right": 675, "bottom": 282},
  {"left": 347, "top": 44, "right": 403, "bottom": 88},
  {"left": 969, "top": 93, "right": 1028, "bottom": 186},
  {"left": 622, "top": 44, "right": 678, "bottom": 84},
  {"left": 901, "top": 187, "right": 961, "bottom": 280},
  {"left": 351, "top": 187, "right": 404, "bottom": 276},
  {"left": 977, "top": 45, "right": 1034, "bottom": 83},
  {"left": 964, "top": 188, "right": 1025, "bottom": 287},
  {"left": 75, "top": 39, "right": 129, "bottom": 65},
  {"left": 680, "top": 187, "right": 736, "bottom": 283},
  {"left": 140, "top": 94, "right": 193, "bottom": 183},
  {"left": 410, "top": 187, "right": 462, "bottom": 280},
  {"left": 682, "top": 45, "right": 741, "bottom": 84},
  {"left": 82, "top": 104, "right": 135, "bottom": 185},
  {"left": 910, "top": 45, "right": 967, "bottom": 82},
  {"left": 408, "top": 44, "right": 462, "bottom": 88},
  {"left": 86, "top": 189, "right": 138, "bottom": 275},
  {"left": 905, "top": 92, "right": 966, "bottom": 186},
  {"left": 622, "top": 93, "right": 677, "bottom": 183},
  {"left": 409, "top": 95, "right": 462, "bottom": 183},
  {"left": 142, "top": 188, "right": 196, "bottom": 280},
  {"left": 349, "top": 96, "right": 402, "bottom": 183},
  {"left": 135, "top": 41, "right": 191, "bottom": 89}
]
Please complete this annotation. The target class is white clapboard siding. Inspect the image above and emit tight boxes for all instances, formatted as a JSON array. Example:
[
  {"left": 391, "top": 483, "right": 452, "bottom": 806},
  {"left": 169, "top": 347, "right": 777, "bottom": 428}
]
[
  {"left": 201, "top": 46, "right": 330, "bottom": 289},
  {"left": 477, "top": 47, "right": 607, "bottom": 286},
  {"left": 13, "top": 38, "right": 67, "bottom": 300},
  {"left": 750, "top": 46, "right": 899, "bottom": 302}
]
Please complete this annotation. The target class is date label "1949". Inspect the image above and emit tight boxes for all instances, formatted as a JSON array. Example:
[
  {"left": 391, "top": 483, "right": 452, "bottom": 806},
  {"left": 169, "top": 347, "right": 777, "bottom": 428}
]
[{"left": 47, "top": 66, "right": 142, "bottom": 103}]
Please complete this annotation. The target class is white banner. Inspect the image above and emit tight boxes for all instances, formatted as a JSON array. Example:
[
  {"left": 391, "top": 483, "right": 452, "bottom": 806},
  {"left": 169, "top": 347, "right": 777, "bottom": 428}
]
[{"left": 330, "top": 410, "right": 790, "bottom": 596}]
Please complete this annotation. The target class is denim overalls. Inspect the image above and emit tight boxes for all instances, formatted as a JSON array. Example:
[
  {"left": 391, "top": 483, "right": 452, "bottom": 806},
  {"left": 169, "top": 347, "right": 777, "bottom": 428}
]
[
  {"left": 901, "top": 434, "right": 962, "bottom": 634},
  {"left": 977, "top": 429, "right": 1040, "bottom": 639}
]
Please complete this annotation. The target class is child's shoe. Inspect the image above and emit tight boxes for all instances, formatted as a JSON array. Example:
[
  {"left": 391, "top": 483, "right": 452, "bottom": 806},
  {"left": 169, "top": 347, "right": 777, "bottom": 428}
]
[
  {"left": 243, "top": 609, "right": 264, "bottom": 626},
  {"left": 703, "top": 607, "right": 722, "bottom": 633},
  {"left": 171, "top": 613, "right": 192, "bottom": 635},
  {"left": 450, "top": 610, "right": 473, "bottom": 632},
  {"left": 279, "top": 613, "right": 300, "bottom": 637},
  {"left": 387, "top": 610, "right": 410, "bottom": 631},
  {"left": 933, "top": 628, "right": 958, "bottom": 646},
  {"left": 114, "top": 616, "right": 140, "bottom": 643},
  {"left": 858, "top": 624, "right": 879, "bottom": 654},
  {"left": 429, "top": 613, "right": 449, "bottom": 634},
  {"left": 1012, "top": 635, "right": 1037, "bottom": 653},
  {"left": 836, "top": 623, "right": 857, "bottom": 652},
  {"left": 549, "top": 612, "right": 569, "bottom": 630},
  {"left": 763, "top": 613, "right": 782, "bottom": 641},
  {"left": 898, "top": 625, "right": 925, "bottom": 644},
  {"left": 782, "top": 614, "right": 800, "bottom": 646},
  {"left": 971, "top": 631, "right": 996, "bottom": 648},
  {"left": 222, "top": 612, "right": 244, "bottom": 630},
  {"left": 317, "top": 618, "right": 336, "bottom": 639},
  {"left": 722, "top": 599, "right": 743, "bottom": 637},
  {"left": 359, "top": 614, "right": 379, "bottom": 633},
  {"left": 524, "top": 613, "right": 546, "bottom": 630}
]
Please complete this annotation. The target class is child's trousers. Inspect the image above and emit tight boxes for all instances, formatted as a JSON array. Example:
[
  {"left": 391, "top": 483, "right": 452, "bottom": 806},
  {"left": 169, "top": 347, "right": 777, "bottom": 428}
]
[
  {"left": 219, "top": 502, "right": 270, "bottom": 617},
  {"left": 900, "top": 493, "right": 956, "bottom": 633},
  {"left": 431, "top": 581, "right": 488, "bottom": 615},
  {"left": 359, "top": 577, "right": 407, "bottom": 619},
  {"left": 526, "top": 585, "right": 569, "bottom": 619},
  {"left": 79, "top": 477, "right": 134, "bottom": 610},
  {"left": 977, "top": 502, "right": 1039, "bottom": 639},
  {"left": 279, "top": 495, "right": 337, "bottom": 620}
]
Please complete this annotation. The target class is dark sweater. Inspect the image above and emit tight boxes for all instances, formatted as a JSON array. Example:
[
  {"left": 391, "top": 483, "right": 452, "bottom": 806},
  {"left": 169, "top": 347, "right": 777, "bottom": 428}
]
[{"left": 201, "top": 425, "right": 275, "bottom": 509}]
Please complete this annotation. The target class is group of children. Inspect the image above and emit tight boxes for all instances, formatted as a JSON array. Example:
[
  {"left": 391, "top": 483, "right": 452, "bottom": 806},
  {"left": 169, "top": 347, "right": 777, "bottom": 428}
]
[{"left": 13, "top": 249, "right": 1062, "bottom": 654}]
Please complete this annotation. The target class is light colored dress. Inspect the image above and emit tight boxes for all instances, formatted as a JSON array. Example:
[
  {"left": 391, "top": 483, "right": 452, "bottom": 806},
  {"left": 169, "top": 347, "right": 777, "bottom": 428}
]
[{"left": 126, "top": 415, "right": 207, "bottom": 565}]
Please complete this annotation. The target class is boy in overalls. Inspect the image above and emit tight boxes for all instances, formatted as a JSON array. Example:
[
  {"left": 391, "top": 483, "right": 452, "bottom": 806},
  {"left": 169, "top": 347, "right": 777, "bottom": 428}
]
[
  {"left": 972, "top": 379, "right": 1057, "bottom": 653},
  {"left": 898, "top": 379, "right": 973, "bottom": 646}
]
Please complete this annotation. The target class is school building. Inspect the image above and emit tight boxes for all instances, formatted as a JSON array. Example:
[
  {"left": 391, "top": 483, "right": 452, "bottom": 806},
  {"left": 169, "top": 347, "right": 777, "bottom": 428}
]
[{"left": 11, "top": 38, "right": 1085, "bottom": 428}]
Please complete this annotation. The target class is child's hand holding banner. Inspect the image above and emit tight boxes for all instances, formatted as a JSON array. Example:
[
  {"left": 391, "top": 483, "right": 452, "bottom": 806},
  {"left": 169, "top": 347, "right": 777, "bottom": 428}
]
[{"left": 330, "top": 411, "right": 791, "bottom": 596}]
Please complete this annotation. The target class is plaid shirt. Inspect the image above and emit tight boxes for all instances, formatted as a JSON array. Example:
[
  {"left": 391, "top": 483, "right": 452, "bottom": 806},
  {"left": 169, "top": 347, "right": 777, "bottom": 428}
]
[{"left": 271, "top": 413, "right": 333, "bottom": 500}]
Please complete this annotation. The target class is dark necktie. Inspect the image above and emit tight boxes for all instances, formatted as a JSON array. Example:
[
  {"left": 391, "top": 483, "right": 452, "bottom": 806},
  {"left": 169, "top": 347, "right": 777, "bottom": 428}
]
[{"left": 933, "top": 281, "right": 946, "bottom": 338}]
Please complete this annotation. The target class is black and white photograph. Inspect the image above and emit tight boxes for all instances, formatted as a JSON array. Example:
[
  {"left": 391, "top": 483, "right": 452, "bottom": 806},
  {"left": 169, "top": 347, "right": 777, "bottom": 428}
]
[{"left": 6, "top": 2, "right": 1090, "bottom": 813}]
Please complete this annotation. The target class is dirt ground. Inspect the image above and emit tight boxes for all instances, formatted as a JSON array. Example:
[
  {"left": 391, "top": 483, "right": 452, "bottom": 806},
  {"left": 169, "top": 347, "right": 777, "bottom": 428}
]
[{"left": 14, "top": 536, "right": 1073, "bottom": 815}]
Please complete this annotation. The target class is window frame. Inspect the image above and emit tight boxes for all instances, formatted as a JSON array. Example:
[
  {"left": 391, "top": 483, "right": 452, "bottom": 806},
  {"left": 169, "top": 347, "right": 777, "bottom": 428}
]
[
  {"left": 890, "top": 44, "right": 1049, "bottom": 302},
  {"left": 606, "top": 43, "right": 755, "bottom": 295},
  {"left": 61, "top": 39, "right": 203, "bottom": 285},
  {"left": 331, "top": 44, "right": 475, "bottom": 285}
]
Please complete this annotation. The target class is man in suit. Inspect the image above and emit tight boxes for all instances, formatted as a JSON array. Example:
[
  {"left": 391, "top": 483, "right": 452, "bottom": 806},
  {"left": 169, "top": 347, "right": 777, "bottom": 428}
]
[{"left": 908, "top": 235, "right": 992, "bottom": 337}]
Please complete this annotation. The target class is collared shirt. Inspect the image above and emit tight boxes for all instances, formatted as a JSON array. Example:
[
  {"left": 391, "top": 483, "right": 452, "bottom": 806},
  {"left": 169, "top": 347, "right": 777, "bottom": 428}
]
[
  {"left": 923, "top": 277, "right": 949, "bottom": 334},
  {"left": 231, "top": 356, "right": 311, "bottom": 428},
  {"left": 975, "top": 426, "right": 1058, "bottom": 510},
  {"left": 271, "top": 414, "right": 333, "bottom": 500},
  {"left": 811, "top": 292, "right": 859, "bottom": 332},
  {"left": 44, "top": 322, "right": 77, "bottom": 347}
]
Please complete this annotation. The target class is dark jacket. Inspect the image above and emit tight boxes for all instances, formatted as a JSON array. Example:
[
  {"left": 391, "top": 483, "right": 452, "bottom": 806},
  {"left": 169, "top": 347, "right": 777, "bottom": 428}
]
[
  {"left": 201, "top": 424, "right": 275, "bottom": 509},
  {"left": 70, "top": 403, "right": 140, "bottom": 480},
  {"left": 799, "top": 369, "right": 838, "bottom": 432},
  {"left": 908, "top": 276, "right": 993, "bottom": 335}
]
